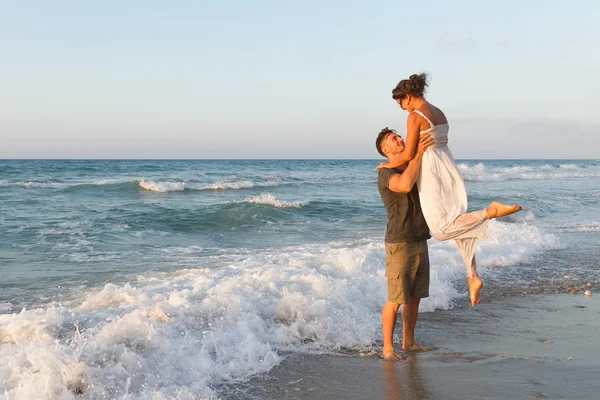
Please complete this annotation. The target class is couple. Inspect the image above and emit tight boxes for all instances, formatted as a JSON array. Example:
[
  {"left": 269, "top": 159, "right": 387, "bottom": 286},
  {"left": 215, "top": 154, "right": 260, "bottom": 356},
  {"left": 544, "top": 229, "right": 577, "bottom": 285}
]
[{"left": 376, "top": 73, "right": 522, "bottom": 360}]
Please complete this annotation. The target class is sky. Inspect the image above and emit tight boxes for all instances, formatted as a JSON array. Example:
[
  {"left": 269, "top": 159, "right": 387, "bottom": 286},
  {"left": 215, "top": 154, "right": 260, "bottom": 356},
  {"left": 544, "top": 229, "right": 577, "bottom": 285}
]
[{"left": 1, "top": 0, "right": 599, "bottom": 159}]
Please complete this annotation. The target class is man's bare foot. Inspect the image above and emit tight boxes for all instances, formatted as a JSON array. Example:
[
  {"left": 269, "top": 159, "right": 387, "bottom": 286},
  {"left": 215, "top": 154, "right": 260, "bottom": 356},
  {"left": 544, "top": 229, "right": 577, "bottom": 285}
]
[
  {"left": 360, "top": 349, "right": 382, "bottom": 358},
  {"left": 486, "top": 201, "right": 522, "bottom": 219},
  {"left": 402, "top": 343, "right": 430, "bottom": 352},
  {"left": 383, "top": 347, "right": 405, "bottom": 361},
  {"left": 468, "top": 276, "right": 483, "bottom": 306}
]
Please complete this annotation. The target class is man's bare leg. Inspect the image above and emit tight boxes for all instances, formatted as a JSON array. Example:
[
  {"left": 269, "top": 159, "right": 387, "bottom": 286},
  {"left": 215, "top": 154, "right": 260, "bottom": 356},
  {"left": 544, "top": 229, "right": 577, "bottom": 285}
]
[
  {"left": 382, "top": 301, "right": 404, "bottom": 360},
  {"left": 401, "top": 297, "right": 429, "bottom": 351},
  {"left": 486, "top": 201, "right": 522, "bottom": 219}
]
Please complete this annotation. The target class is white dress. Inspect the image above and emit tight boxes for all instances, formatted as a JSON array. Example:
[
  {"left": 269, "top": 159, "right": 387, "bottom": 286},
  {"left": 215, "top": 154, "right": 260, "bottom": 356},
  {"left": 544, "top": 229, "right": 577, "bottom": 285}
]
[{"left": 414, "top": 110, "right": 489, "bottom": 278}]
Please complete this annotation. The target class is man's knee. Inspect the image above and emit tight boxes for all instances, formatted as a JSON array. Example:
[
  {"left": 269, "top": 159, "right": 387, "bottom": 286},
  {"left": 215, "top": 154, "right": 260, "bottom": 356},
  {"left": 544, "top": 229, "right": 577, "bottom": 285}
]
[
  {"left": 385, "top": 301, "right": 401, "bottom": 313},
  {"left": 409, "top": 297, "right": 421, "bottom": 306}
]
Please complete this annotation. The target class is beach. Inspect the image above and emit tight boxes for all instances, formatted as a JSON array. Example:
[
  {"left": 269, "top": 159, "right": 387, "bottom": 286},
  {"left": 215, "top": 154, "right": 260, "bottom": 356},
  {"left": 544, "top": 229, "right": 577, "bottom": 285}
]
[
  {"left": 3, "top": 0, "right": 600, "bottom": 398},
  {"left": 219, "top": 293, "right": 600, "bottom": 400},
  {"left": 0, "top": 159, "right": 598, "bottom": 399}
]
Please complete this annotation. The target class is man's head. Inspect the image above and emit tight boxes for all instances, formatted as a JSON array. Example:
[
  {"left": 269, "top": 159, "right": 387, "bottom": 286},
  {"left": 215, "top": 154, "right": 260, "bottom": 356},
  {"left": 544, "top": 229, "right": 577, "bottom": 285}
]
[{"left": 376, "top": 127, "right": 405, "bottom": 159}]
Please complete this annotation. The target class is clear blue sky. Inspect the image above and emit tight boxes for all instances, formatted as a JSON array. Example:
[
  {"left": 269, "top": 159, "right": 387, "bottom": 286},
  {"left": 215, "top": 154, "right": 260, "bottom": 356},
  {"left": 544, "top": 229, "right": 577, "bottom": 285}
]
[{"left": 1, "top": 1, "right": 599, "bottom": 158}]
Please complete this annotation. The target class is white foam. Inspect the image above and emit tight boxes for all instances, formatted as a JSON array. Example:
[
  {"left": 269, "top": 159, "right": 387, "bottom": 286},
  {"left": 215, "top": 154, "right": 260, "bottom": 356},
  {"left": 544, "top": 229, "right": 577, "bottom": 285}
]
[
  {"left": 197, "top": 180, "right": 255, "bottom": 190},
  {"left": 20, "top": 181, "right": 67, "bottom": 189},
  {"left": 137, "top": 179, "right": 283, "bottom": 193},
  {"left": 139, "top": 179, "right": 185, "bottom": 193},
  {"left": 159, "top": 246, "right": 204, "bottom": 255},
  {"left": 565, "top": 226, "right": 600, "bottom": 232},
  {"left": 131, "top": 229, "right": 171, "bottom": 238},
  {"left": 235, "top": 194, "right": 310, "bottom": 208},
  {"left": 91, "top": 178, "right": 119, "bottom": 185},
  {"left": 474, "top": 220, "right": 560, "bottom": 267},
  {"left": 196, "top": 180, "right": 282, "bottom": 191},
  {"left": 68, "top": 252, "right": 121, "bottom": 263},
  {"left": 0, "top": 221, "right": 558, "bottom": 399},
  {"left": 499, "top": 166, "right": 535, "bottom": 173},
  {"left": 458, "top": 162, "right": 597, "bottom": 182},
  {"left": 457, "top": 163, "right": 503, "bottom": 182},
  {"left": 0, "top": 302, "right": 12, "bottom": 313},
  {"left": 111, "top": 224, "right": 130, "bottom": 231},
  {"left": 553, "top": 223, "right": 600, "bottom": 232},
  {"left": 5, "top": 179, "right": 123, "bottom": 190},
  {"left": 558, "top": 163, "right": 578, "bottom": 169},
  {"left": 457, "top": 162, "right": 485, "bottom": 174}
]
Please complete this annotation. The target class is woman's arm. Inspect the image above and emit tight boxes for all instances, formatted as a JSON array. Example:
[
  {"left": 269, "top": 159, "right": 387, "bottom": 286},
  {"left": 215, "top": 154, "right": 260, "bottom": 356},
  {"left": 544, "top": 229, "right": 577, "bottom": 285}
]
[
  {"left": 387, "top": 134, "right": 434, "bottom": 193},
  {"left": 376, "top": 113, "right": 422, "bottom": 170}
]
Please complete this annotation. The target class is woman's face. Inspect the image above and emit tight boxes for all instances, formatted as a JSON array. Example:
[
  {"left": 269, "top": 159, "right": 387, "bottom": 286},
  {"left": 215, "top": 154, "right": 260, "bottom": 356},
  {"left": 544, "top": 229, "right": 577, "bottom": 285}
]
[{"left": 396, "top": 96, "right": 413, "bottom": 112}]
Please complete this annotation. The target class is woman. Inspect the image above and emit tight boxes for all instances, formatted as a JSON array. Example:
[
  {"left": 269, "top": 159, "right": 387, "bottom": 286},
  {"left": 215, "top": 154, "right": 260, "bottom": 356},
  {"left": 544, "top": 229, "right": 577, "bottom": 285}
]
[{"left": 377, "top": 73, "right": 522, "bottom": 306}]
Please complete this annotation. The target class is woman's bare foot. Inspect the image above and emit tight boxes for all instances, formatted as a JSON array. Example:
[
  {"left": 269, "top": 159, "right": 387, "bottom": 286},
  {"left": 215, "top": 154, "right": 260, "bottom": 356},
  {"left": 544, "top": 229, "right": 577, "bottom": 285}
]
[
  {"left": 486, "top": 201, "right": 522, "bottom": 219},
  {"left": 468, "top": 276, "right": 483, "bottom": 306},
  {"left": 402, "top": 343, "right": 430, "bottom": 352}
]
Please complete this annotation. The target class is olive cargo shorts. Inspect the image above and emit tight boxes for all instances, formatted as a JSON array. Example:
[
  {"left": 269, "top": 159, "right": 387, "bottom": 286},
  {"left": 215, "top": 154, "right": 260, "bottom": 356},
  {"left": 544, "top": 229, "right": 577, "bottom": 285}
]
[{"left": 385, "top": 241, "right": 430, "bottom": 304}]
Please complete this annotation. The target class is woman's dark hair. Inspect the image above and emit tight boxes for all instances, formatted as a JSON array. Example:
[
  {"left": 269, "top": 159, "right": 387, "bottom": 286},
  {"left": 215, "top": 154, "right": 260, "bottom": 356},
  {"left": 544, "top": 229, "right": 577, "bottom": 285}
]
[
  {"left": 392, "top": 73, "right": 428, "bottom": 100},
  {"left": 375, "top": 127, "right": 396, "bottom": 157}
]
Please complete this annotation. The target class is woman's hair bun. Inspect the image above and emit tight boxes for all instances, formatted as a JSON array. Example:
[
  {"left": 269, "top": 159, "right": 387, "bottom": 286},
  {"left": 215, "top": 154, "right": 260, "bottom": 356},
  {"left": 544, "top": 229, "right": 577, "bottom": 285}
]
[{"left": 392, "top": 72, "right": 429, "bottom": 100}]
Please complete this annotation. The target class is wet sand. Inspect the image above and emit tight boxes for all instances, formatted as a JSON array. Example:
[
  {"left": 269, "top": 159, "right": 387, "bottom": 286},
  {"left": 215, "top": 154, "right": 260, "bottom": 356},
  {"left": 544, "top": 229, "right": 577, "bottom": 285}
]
[{"left": 218, "top": 293, "right": 600, "bottom": 399}]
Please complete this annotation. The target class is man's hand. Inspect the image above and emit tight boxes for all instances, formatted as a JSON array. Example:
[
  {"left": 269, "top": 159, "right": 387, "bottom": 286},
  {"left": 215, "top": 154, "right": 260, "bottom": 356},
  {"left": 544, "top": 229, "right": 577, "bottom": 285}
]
[
  {"left": 417, "top": 133, "right": 434, "bottom": 156},
  {"left": 375, "top": 161, "right": 391, "bottom": 171}
]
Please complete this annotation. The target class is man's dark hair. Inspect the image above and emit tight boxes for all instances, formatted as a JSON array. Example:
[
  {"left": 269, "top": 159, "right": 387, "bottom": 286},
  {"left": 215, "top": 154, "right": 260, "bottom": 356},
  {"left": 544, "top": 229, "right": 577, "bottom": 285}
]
[{"left": 376, "top": 127, "right": 395, "bottom": 157}]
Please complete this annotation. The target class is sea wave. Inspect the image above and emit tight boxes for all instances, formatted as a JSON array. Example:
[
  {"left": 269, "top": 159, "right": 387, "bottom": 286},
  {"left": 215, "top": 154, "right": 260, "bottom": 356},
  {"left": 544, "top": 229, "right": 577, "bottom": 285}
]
[
  {"left": 1, "top": 178, "right": 286, "bottom": 194},
  {"left": 0, "top": 221, "right": 558, "bottom": 399},
  {"left": 232, "top": 194, "right": 310, "bottom": 208},
  {"left": 557, "top": 163, "right": 578, "bottom": 169},
  {"left": 19, "top": 180, "right": 66, "bottom": 189},
  {"left": 551, "top": 223, "right": 600, "bottom": 233},
  {"left": 458, "top": 163, "right": 599, "bottom": 182},
  {"left": 138, "top": 179, "right": 285, "bottom": 193},
  {"left": 139, "top": 179, "right": 185, "bottom": 193},
  {"left": 197, "top": 180, "right": 255, "bottom": 190},
  {"left": 197, "top": 180, "right": 284, "bottom": 191}
]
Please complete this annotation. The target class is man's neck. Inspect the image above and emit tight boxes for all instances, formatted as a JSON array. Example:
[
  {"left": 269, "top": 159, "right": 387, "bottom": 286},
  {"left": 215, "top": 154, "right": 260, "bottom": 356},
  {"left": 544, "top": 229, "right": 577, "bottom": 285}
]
[{"left": 387, "top": 154, "right": 407, "bottom": 169}]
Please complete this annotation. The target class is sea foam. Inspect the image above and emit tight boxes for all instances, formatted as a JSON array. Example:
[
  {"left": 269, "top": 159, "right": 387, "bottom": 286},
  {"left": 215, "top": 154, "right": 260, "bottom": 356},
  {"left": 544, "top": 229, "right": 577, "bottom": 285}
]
[
  {"left": 197, "top": 180, "right": 282, "bottom": 191},
  {"left": 139, "top": 179, "right": 186, "bottom": 193},
  {"left": 457, "top": 162, "right": 597, "bottom": 182},
  {"left": 0, "top": 220, "right": 558, "bottom": 399},
  {"left": 222, "top": 193, "right": 310, "bottom": 208}
]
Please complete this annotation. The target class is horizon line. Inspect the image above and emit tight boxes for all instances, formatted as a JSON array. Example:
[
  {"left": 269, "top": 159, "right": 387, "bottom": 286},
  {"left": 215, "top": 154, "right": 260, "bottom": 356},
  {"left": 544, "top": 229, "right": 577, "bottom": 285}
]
[{"left": 0, "top": 158, "right": 598, "bottom": 161}]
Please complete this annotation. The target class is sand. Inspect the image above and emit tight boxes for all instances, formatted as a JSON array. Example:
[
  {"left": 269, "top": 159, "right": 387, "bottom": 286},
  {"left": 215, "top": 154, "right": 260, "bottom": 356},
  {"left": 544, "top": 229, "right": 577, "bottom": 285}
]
[{"left": 218, "top": 293, "right": 600, "bottom": 400}]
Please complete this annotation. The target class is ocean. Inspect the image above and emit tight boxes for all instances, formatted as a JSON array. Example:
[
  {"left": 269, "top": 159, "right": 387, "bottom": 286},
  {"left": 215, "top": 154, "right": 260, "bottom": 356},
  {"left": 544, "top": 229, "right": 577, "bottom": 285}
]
[{"left": 0, "top": 159, "right": 598, "bottom": 399}]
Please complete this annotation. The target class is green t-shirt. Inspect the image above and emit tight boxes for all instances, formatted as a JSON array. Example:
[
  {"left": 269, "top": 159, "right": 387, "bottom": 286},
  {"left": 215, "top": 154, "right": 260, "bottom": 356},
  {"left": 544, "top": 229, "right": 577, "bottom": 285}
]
[{"left": 377, "top": 167, "right": 431, "bottom": 243}]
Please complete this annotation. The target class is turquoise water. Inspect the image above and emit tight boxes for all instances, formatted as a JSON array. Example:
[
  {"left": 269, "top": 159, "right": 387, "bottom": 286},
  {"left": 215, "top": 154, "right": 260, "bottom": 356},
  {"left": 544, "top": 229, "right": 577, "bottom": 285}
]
[{"left": 0, "top": 159, "right": 598, "bottom": 398}]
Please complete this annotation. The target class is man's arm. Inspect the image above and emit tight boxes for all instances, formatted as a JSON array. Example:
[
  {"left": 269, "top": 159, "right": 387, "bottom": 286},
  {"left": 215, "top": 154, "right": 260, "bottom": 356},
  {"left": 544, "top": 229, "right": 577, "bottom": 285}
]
[{"left": 387, "top": 134, "right": 433, "bottom": 193}]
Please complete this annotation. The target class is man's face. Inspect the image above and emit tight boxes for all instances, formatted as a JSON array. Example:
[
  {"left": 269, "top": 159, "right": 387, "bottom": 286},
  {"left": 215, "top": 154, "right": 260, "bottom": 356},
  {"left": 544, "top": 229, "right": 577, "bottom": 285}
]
[{"left": 384, "top": 133, "right": 405, "bottom": 155}]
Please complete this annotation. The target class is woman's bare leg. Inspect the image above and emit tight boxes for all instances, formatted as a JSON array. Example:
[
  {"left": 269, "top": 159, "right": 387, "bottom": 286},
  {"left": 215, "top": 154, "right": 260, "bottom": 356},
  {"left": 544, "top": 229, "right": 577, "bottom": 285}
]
[
  {"left": 456, "top": 238, "right": 483, "bottom": 306},
  {"left": 437, "top": 204, "right": 522, "bottom": 307}
]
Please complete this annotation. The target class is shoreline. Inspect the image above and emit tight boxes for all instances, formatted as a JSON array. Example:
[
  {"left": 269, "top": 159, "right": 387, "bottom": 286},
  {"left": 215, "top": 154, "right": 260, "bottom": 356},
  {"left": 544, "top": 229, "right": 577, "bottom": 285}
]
[{"left": 218, "top": 292, "right": 600, "bottom": 400}]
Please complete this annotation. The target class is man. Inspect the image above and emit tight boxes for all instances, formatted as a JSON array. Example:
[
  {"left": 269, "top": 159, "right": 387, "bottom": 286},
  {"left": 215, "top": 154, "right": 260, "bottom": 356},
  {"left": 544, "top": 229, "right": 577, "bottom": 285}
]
[{"left": 375, "top": 127, "right": 434, "bottom": 360}]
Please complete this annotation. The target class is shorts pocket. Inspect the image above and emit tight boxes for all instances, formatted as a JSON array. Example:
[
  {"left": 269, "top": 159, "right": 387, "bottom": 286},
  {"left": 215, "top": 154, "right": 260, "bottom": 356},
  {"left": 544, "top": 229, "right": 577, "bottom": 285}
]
[{"left": 384, "top": 242, "right": 405, "bottom": 279}]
